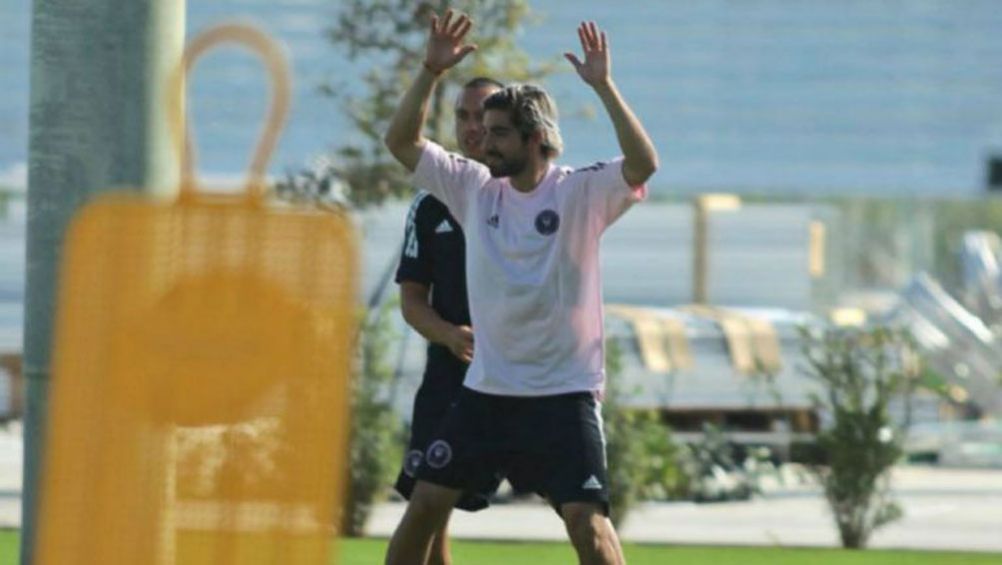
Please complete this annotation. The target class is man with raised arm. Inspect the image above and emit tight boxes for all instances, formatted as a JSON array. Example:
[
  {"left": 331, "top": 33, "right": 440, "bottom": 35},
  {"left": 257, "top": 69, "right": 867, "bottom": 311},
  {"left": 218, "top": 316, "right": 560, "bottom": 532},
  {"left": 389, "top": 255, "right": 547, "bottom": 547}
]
[{"left": 383, "top": 10, "right": 658, "bottom": 565}]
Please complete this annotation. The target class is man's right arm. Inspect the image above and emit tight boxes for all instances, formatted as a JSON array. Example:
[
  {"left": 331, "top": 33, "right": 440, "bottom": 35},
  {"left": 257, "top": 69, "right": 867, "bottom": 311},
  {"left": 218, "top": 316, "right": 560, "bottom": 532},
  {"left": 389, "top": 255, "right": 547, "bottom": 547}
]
[
  {"left": 400, "top": 282, "right": 473, "bottom": 364},
  {"left": 383, "top": 68, "right": 437, "bottom": 172},
  {"left": 384, "top": 10, "right": 477, "bottom": 172}
]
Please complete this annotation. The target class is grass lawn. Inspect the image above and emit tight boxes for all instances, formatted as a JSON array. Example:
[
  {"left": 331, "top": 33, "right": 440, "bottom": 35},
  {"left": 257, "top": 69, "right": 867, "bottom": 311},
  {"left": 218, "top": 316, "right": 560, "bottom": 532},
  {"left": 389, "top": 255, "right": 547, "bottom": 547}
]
[
  {"left": 2, "top": 530, "right": 999, "bottom": 564},
  {"left": 337, "top": 538, "right": 1002, "bottom": 565}
]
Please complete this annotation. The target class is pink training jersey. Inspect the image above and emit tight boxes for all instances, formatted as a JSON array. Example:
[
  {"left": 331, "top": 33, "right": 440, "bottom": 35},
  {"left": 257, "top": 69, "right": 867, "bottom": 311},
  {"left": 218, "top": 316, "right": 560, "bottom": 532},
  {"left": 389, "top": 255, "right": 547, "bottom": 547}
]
[{"left": 412, "top": 141, "right": 647, "bottom": 396}]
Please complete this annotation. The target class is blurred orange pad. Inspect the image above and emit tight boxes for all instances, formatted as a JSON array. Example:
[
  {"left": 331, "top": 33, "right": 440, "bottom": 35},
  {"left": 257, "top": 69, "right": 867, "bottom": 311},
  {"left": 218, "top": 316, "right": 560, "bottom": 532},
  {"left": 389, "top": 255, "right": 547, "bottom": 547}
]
[{"left": 36, "top": 192, "right": 358, "bottom": 565}]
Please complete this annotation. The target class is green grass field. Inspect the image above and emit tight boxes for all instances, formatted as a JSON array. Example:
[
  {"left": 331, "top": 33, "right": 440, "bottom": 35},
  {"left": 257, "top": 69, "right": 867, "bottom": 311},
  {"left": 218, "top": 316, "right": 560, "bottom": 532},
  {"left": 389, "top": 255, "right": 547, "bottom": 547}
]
[{"left": 3, "top": 530, "right": 1000, "bottom": 564}]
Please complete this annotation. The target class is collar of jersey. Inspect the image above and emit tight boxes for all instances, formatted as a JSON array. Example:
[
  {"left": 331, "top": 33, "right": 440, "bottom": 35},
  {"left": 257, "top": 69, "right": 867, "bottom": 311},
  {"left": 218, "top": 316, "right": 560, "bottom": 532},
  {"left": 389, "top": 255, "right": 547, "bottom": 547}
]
[{"left": 504, "top": 164, "right": 558, "bottom": 200}]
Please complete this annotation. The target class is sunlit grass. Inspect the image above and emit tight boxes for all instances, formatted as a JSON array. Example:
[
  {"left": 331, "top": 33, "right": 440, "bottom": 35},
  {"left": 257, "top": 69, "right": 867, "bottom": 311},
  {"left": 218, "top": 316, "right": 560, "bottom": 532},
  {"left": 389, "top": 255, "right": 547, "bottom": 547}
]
[{"left": 3, "top": 530, "right": 1000, "bottom": 564}]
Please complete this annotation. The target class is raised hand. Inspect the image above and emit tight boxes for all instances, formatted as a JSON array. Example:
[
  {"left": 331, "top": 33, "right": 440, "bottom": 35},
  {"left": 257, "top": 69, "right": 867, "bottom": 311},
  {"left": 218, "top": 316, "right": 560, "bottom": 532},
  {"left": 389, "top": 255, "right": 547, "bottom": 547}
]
[
  {"left": 564, "top": 21, "right": 610, "bottom": 87},
  {"left": 424, "top": 10, "right": 477, "bottom": 75}
]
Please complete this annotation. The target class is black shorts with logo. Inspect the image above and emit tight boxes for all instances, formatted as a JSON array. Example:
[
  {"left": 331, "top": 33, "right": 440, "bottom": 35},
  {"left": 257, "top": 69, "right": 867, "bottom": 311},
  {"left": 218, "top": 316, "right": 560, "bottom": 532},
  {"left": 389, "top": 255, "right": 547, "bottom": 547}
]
[
  {"left": 415, "top": 387, "right": 610, "bottom": 516},
  {"left": 394, "top": 361, "right": 502, "bottom": 511}
]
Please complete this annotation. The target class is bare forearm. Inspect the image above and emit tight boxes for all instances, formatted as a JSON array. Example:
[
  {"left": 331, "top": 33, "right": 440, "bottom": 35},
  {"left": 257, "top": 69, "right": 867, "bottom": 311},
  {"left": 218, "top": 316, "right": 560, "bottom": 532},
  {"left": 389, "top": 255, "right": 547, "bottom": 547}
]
[
  {"left": 385, "top": 9, "right": 477, "bottom": 169},
  {"left": 402, "top": 298, "right": 458, "bottom": 346},
  {"left": 387, "top": 10, "right": 480, "bottom": 363},
  {"left": 593, "top": 79, "right": 658, "bottom": 186},
  {"left": 384, "top": 67, "right": 439, "bottom": 171}
]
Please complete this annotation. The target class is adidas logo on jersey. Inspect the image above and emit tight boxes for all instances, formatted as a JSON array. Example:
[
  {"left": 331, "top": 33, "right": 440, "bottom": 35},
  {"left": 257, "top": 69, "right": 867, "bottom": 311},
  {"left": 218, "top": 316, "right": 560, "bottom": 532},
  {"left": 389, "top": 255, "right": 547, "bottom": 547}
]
[
  {"left": 582, "top": 475, "right": 603, "bottom": 490},
  {"left": 435, "top": 220, "right": 453, "bottom": 234}
]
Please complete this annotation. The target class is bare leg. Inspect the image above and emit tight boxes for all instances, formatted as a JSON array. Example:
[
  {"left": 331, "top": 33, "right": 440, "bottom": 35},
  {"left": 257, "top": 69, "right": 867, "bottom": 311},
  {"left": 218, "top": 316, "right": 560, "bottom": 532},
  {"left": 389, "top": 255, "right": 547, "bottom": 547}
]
[
  {"left": 385, "top": 481, "right": 462, "bottom": 565},
  {"left": 560, "top": 502, "right": 625, "bottom": 565},
  {"left": 426, "top": 522, "right": 453, "bottom": 565}
]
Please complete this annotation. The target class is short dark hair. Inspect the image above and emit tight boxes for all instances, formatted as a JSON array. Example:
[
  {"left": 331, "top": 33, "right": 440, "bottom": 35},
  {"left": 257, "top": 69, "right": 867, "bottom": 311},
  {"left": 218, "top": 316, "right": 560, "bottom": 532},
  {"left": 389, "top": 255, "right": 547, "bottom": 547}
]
[
  {"left": 463, "top": 76, "right": 504, "bottom": 90},
  {"left": 483, "top": 84, "right": 563, "bottom": 158}
]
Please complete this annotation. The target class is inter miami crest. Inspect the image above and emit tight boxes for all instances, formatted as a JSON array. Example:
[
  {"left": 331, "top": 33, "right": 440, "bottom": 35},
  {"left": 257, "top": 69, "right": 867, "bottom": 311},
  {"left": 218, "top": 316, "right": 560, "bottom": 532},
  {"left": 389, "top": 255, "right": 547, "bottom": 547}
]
[
  {"left": 535, "top": 209, "right": 560, "bottom": 235},
  {"left": 403, "top": 449, "right": 424, "bottom": 478},
  {"left": 426, "top": 439, "right": 453, "bottom": 469}
]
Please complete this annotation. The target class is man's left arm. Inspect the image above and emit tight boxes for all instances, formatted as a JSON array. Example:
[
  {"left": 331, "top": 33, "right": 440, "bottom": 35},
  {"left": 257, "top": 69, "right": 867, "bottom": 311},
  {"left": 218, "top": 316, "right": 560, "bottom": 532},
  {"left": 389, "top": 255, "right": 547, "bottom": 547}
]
[{"left": 565, "top": 21, "right": 659, "bottom": 187}]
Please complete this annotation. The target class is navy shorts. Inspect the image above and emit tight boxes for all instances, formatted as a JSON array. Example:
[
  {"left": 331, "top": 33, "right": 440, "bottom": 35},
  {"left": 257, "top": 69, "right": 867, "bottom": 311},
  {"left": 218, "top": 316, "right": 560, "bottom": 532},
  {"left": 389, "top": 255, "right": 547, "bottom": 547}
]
[
  {"left": 415, "top": 387, "right": 610, "bottom": 516},
  {"left": 394, "top": 378, "right": 501, "bottom": 511}
]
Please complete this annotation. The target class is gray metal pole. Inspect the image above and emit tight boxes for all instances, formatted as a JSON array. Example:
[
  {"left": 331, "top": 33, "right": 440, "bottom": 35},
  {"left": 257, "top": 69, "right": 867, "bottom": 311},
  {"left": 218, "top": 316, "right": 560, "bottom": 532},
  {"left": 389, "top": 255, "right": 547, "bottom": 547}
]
[{"left": 23, "top": 2, "right": 183, "bottom": 562}]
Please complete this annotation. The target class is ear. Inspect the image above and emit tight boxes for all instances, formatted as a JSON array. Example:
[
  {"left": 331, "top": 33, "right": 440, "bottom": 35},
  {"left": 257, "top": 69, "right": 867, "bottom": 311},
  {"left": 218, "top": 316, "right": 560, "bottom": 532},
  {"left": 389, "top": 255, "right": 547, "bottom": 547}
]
[
  {"left": 528, "top": 129, "right": 544, "bottom": 149},
  {"left": 529, "top": 130, "right": 552, "bottom": 158}
]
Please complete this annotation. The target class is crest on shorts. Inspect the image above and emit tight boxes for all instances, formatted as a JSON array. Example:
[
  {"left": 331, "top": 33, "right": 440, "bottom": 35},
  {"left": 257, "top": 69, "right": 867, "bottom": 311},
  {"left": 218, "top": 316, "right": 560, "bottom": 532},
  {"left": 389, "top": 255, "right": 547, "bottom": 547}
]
[
  {"left": 403, "top": 449, "right": 424, "bottom": 477},
  {"left": 535, "top": 209, "right": 559, "bottom": 235},
  {"left": 426, "top": 439, "right": 453, "bottom": 469}
]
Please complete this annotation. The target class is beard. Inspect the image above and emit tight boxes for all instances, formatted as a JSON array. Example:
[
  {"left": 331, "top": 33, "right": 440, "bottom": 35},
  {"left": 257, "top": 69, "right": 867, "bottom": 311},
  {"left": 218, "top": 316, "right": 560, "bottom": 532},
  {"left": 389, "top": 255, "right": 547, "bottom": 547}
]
[{"left": 486, "top": 152, "right": 528, "bottom": 178}]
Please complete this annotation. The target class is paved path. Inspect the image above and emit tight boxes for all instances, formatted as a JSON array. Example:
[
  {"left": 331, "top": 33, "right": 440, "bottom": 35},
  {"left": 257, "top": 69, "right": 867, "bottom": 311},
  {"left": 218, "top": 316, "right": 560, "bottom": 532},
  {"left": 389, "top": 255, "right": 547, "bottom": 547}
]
[{"left": 367, "top": 466, "right": 1002, "bottom": 552}]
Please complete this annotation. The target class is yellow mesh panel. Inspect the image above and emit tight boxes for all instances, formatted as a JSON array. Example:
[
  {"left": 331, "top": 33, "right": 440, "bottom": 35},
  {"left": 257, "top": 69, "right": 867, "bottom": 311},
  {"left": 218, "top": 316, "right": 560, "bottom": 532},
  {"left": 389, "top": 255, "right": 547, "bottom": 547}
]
[
  {"left": 36, "top": 23, "right": 358, "bottom": 565},
  {"left": 37, "top": 193, "right": 357, "bottom": 565}
]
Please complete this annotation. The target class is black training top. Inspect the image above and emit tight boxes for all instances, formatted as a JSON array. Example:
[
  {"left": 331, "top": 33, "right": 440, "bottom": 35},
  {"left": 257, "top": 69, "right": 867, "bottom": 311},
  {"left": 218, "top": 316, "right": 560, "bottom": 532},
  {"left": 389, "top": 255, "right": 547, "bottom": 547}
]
[{"left": 395, "top": 191, "right": 471, "bottom": 382}]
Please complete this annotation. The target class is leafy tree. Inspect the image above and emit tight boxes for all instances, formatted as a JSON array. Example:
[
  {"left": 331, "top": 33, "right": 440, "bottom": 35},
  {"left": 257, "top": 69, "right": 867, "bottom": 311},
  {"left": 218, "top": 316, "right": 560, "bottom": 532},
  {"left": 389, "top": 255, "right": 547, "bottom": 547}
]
[
  {"left": 277, "top": 0, "right": 559, "bottom": 208},
  {"left": 277, "top": 3, "right": 562, "bottom": 532},
  {"left": 275, "top": 1, "right": 558, "bottom": 535}
]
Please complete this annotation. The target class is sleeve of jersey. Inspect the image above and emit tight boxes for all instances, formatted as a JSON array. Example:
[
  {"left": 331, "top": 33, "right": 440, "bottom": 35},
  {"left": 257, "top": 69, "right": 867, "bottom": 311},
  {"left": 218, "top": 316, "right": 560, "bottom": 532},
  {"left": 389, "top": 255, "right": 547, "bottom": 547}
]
[
  {"left": 581, "top": 157, "right": 649, "bottom": 229},
  {"left": 411, "top": 141, "right": 489, "bottom": 228},
  {"left": 394, "top": 194, "right": 434, "bottom": 285}
]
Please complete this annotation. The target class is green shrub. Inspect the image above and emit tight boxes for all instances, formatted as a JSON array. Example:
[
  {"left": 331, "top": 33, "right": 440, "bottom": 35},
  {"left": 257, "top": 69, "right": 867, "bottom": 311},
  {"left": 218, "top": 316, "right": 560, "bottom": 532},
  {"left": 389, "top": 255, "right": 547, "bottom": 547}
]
[
  {"left": 341, "top": 305, "right": 405, "bottom": 536},
  {"left": 603, "top": 338, "right": 689, "bottom": 527},
  {"left": 798, "top": 324, "right": 924, "bottom": 548}
]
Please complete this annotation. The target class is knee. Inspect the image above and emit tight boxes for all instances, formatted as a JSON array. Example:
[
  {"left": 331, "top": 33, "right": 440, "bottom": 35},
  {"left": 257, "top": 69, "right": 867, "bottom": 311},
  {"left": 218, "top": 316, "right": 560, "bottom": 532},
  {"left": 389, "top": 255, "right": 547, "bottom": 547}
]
[
  {"left": 562, "top": 504, "right": 610, "bottom": 547},
  {"left": 406, "top": 481, "right": 459, "bottom": 523}
]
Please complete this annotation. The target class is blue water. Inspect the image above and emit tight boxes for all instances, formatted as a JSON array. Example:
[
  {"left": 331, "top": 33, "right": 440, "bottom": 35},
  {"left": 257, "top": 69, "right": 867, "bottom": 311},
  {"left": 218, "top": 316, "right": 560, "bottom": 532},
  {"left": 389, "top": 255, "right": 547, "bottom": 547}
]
[{"left": 4, "top": 0, "right": 1002, "bottom": 195}]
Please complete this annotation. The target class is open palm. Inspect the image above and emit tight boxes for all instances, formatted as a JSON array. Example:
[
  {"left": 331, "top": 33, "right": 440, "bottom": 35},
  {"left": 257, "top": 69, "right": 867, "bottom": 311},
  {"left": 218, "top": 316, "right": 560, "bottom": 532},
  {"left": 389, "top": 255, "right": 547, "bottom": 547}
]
[
  {"left": 425, "top": 10, "right": 477, "bottom": 74},
  {"left": 564, "top": 21, "right": 610, "bottom": 86}
]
